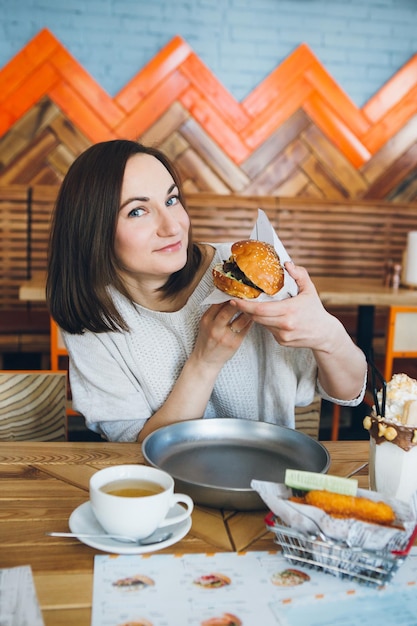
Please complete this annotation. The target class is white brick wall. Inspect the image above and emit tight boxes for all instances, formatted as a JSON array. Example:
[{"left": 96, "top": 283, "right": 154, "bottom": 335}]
[{"left": 0, "top": 0, "right": 415, "bottom": 107}]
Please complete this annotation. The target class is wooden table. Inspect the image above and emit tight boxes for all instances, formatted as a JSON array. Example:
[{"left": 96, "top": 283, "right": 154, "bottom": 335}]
[
  {"left": 0, "top": 440, "right": 369, "bottom": 626},
  {"left": 314, "top": 276, "right": 417, "bottom": 307},
  {"left": 19, "top": 271, "right": 46, "bottom": 302},
  {"left": 19, "top": 274, "right": 417, "bottom": 308},
  {"left": 315, "top": 277, "right": 417, "bottom": 359}
]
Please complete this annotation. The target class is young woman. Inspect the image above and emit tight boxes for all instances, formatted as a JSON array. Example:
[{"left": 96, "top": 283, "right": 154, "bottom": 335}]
[{"left": 47, "top": 140, "right": 367, "bottom": 442}]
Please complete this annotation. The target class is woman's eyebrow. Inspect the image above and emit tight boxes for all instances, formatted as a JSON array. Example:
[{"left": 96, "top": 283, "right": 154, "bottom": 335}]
[
  {"left": 120, "top": 184, "right": 178, "bottom": 210},
  {"left": 120, "top": 195, "right": 149, "bottom": 209}
]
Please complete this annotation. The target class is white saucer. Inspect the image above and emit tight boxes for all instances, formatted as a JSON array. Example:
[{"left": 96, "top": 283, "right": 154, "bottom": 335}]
[{"left": 68, "top": 501, "right": 192, "bottom": 554}]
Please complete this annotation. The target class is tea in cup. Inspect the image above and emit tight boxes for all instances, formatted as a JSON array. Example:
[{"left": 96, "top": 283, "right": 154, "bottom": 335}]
[{"left": 90, "top": 464, "right": 193, "bottom": 539}]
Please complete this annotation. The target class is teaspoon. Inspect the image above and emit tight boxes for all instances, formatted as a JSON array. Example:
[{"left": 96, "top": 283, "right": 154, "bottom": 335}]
[{"left": 46, "top": 531, "right": 172, "bottom": 545}]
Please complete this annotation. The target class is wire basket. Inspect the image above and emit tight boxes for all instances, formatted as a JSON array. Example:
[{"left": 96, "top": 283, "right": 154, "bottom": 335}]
[{"left": 265, "top": 512, "right": 417, "bottom": 588}]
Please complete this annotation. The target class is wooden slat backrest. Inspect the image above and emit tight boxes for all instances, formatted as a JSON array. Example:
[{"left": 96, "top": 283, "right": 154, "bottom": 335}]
[
  {"left": 0, "top": 187, "right": 29, "bottom": 309},
  {"left": 187, "top": 194, "right": 277, "bottom": 243},
  {"left": 1, "top": 186, "right": 417, "bottom": 310},
  {"left": 186, "top": 193, "right": 417, "bottom": 279},
  {"left": 0, "top": 186, "right": 58, "bottom": 309},
  {"left": 31, "top": 186, "right": 59, "bottom": 275},
  {"left": 0, "top": 370, "right": 67, "bottom": 441},
  {"left": 275, "top": 197, "right": 417, "bottom": 278},
  {"left": 294, "top": 397, "right": 321, "bottom": 440},
  {"left": 384, "top": 306, "right": 417, "bottom": 380}
]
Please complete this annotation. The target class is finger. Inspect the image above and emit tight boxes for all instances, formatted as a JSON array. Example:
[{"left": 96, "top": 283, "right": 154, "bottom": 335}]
[
  {"left": 206, "top": 301, "right": 237, "bottom": 322},
  {"left": 285, "top": 262, "right": 316, "bottom": 295},
  {"left": 230, "top": 298, "right": 286, "bottom": 319},
  {"left": 228, "top": 313, "right": 252, "bottom": 335},
  {"left": 284, "top": 261, "right": 304, "bottom": 286}
]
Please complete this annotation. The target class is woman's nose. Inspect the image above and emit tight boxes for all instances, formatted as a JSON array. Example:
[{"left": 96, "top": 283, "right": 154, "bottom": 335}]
[{"left": 157, "top": 209, "right": 181, "bottom": 236}]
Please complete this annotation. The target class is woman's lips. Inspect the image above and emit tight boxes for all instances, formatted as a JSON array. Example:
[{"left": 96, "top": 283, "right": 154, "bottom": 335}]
[{"left": 155, "top": 240, "right": 183, "bottom": 253}]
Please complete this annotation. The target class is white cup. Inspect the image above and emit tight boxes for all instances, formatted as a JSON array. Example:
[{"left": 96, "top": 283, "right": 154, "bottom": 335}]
[{"left": 90, "top": 464, "right": 193, "bottom": 539}]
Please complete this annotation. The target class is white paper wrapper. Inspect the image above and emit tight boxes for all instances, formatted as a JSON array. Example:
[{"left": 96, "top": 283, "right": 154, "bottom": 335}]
[
  {"left": 202, "top": 209, "right": 298, "bottom": 305},
  {"left": 251, "top": 479, "right": 417, "bottom": 552}
]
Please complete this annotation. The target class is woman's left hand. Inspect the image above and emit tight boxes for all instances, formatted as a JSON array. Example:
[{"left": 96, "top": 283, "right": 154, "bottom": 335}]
[
  {"left": 229, "top": 261, "right": 367, "bottom": 401},
  {"left": 229, "top": 262, "right": 335, "bottom": 351}
]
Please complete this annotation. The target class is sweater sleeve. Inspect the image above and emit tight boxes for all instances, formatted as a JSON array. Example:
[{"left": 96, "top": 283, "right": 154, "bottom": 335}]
[{"left": 63, "top": 330, "right": 152, "bottom": 441}]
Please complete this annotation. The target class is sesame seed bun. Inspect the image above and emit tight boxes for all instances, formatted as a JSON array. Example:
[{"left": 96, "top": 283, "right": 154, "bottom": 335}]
[
  {"left": 212, "top": 264, "right": 262, "bottom": 299},
  {"left": 212, "top": 239, "right": 284, "bottom": 299}
]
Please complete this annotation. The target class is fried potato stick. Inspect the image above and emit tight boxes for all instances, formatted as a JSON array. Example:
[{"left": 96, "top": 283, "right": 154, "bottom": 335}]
[{"left": 304, "top": 490, "right": 395, "bottom": 526}]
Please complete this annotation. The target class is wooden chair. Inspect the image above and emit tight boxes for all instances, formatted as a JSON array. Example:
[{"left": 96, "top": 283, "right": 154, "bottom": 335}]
[
  {"left": 295, "top": 396, "right": 321, "bottom": 440},
  {"left": 50, "top": 317, "right": 68, "bottom": 371},
  {"left": 50, "top": 317, "right": 81, "bottom": 420},
  {"left": 330, "top": 305, "right": 417, "bottom": 440},
  {"left": 384, "top": 305, "right": 417, "bottom": 381},
  {"left": 0, "top": 370, "right": 67, "bottom": 441}
]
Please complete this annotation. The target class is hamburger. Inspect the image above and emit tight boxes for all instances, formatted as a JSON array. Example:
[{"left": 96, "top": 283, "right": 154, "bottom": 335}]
[{"left": 212, "top": 239, "right": 284, "bottom": 299}]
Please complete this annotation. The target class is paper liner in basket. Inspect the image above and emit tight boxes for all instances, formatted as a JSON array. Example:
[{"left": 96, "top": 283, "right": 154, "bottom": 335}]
[
  {"left": 251, "top": 479, "right": 417, "bottom": 552},
  {"left": 202, "top": 209, "right": 298, "bottom": 305}
]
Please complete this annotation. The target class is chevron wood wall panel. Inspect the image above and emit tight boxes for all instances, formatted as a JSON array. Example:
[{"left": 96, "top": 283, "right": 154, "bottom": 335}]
[{"left": 0, "top": 28, "right": 416, "bottom": 201}]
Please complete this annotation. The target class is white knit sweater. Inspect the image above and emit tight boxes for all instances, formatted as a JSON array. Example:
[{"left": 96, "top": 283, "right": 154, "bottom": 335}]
[{"left": 63, "top": 243, "right": 361, "bottom": 442}]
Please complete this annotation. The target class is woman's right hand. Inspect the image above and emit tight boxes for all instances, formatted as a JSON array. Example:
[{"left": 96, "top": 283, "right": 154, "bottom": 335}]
[
  {"left": 191, "top": 302, "right": 252, "bottom": 372},
  {"left": 138, "top": 302, "right": 252, "bottom": 442}
]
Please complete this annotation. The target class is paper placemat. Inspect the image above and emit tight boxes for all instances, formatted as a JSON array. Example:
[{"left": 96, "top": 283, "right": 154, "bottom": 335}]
[{"left": 91, "top": 548, "right": 417, "bottom": 626}]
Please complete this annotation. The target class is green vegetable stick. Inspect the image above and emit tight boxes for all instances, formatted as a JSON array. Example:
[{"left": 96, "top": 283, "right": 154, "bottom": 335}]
[{"left": 285, "top": 469, "right": 358, "bottom": 496}]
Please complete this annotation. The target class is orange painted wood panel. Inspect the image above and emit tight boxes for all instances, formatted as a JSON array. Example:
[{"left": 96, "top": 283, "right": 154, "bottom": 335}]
[
  {"left": 363, "top": 53, "right": 417, "bottom": 123},
  {"left": 49, "top": 82, "right": 117, "bottom": 143},
  {"left": 1, "top": 63, "right": 60, "bottom": 124},
  {"left": 0, "top": 27, "right": 417, "bottom": 181},
  {"left": 51, "top": 48, "right": 125, "bottom": 128},
  {"left": 0, "top": 29, "right": 58, "bottom": 103},
  {"left": 116, "top": 35, "right": 192, "bottom": 112},
  {"left": 242, "top": 43, "right": 315, "bottom": 117},
  {"left": 362, "top": 84, "right": 417, "bottom": 154},
  {"left": 242, "top": 78, "right": 313, "bottom": 150},
  {"left": 115, "top": 70, "right": 190, "bottom": 138},
  {"left": 303, "top": 92, "right": 371, "bottom": 168},
  {"left": 180, "top": 53, "right": 251, "bottom": 132},
  {"left": 305, "top": 64, "right": 370, "bottom": 137},
  {"left": 179, "top": 86, "right": 250, "bottom": 164},
  {"left": 361, "top": 115, "right": 417, "bottom": 184}
]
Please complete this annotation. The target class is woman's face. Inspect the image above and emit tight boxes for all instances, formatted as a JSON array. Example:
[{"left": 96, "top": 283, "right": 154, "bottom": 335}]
[{"left": 115, "top": 153, "right": 190, "bottom": 286}]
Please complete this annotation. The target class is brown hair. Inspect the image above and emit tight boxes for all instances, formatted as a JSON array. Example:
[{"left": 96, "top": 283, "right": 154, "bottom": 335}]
[{"left": 47, "top": 140, "right": 201, "bottom": 334}]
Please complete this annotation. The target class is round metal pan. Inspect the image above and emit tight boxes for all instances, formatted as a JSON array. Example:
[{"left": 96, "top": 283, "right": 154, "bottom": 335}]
[{"left": 142, "top": 419, "right": 330, "bottom": 510}]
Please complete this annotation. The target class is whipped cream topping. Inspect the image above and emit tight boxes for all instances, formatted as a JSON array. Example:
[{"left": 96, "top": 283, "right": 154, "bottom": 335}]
[
  {"left": 364, "top": 373, "right": 417, "bottom": 451},
  {"left": 375, "top": 373, "right": 417, "bottom": 424}
]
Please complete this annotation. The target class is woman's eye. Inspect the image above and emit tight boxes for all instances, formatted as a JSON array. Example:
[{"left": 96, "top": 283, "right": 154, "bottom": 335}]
[
  {"left": 166, "top": 195, "right": 179, "bottom": 207},
  {"left": 128, "top": 207, "right": 146, "bottom": 218}
]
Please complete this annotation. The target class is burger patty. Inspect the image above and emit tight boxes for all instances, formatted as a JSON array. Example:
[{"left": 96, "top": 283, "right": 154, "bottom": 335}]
[{"left": 222, "top": 260, "right": 261, "bottom": 291}]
